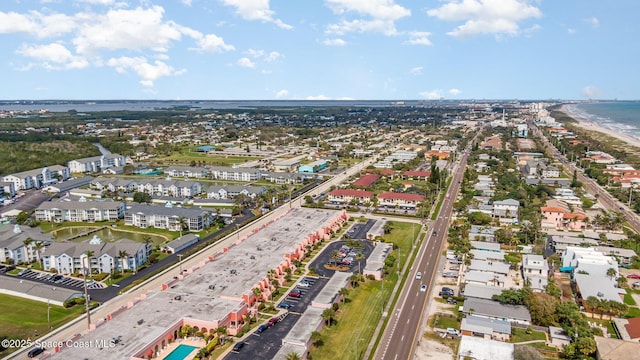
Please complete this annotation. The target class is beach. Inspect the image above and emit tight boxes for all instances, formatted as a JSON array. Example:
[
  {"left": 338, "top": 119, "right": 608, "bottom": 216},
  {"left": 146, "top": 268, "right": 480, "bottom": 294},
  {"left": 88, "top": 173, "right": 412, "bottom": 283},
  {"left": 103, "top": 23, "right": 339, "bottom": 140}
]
[{"left": 559, "top": 104, "right": 640, "bottom": 148}]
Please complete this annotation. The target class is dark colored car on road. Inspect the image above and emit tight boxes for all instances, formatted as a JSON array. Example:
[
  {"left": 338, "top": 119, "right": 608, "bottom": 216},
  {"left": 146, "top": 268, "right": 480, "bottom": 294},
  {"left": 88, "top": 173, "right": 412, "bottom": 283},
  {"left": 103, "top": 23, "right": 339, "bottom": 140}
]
[{"left": 28, "top": 348, "right": 45, "bottom": 358}]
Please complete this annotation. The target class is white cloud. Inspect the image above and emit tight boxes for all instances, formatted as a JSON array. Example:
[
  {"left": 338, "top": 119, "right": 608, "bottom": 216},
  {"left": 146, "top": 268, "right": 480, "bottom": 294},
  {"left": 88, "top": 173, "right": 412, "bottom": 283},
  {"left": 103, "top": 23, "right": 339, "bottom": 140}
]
[
  {"left": 405, "top": 31, "right": 432, "bottom": 46},
  {"left": 0, "top": 11, "right": 77, "bottom": 38},
  {"left": 73, "top": 6, "right": 184, "bottom": 55},
  {"left": 567, "top": 28, "right": 576, "bottom": 34},
  {"left": 449, "top": 88, "right": 462, "bottom": 96},
  {"left": 585, "top": 17, "right": 599, "bottom": 28},
  {"left": 323, "top": 38, "right": 346, "bottom": 46},
  {"left": 419, "top": 89, "right": 443, "bottom": 100},
  {"left": 410, "top": 66, "right": 423, "bottom": 75},
  {"left": 77, "top": 0, "right": 116, "bottom": 4},
  {"left": 220, "top": 0, "right": 292, "bottom": 29},
  {"left": 427, "top": 0, "right": 542, "bottom": 39},
  {"left": 237, "top": 57, "right": 256, "bottom": 68},
  {"left": 306, "top": 95, "right": 331, "bottom": 100},
  {"left": 247, "top": 49, "right": 264, "bottom": 58},
  {"left": 265, "top": 51, "right": 282, "bottom": 62},
  {"left": 275, "top": 89, "right": 288, "bottom": 98},
  {"left": 107, "top": 56, "right": 183, "bottom": 87},
  {"left": 180, "top": 0, "right": 192, "bottom": 6},
  {"left": 325, "top": 0, "right": 411, "bottom": 35},
  {"left": 581, "top": 85, "right": 603, "bottom": 99},
  {"left": 16, "top": 43, "right": 89, "bottom": 70},
  {"left": 195, "top": 34, "right": 235, "bottom": 52}
]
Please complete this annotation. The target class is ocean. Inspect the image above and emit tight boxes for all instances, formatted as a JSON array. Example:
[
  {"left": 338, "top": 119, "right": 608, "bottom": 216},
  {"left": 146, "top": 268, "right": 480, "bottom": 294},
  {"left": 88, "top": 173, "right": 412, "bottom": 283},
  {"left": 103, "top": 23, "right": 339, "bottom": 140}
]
[{"left": 567, "top": 101, "right": 640, "bottom": 142}]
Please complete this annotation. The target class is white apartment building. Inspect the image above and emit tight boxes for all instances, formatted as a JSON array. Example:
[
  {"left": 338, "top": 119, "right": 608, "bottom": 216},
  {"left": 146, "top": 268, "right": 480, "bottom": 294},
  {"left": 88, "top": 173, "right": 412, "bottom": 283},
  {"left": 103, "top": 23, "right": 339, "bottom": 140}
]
[
  {"left": 209, "top": 166, "right": 262, "bottom": 182},
  {"left": 2, "top": 165, "right": 70, "bottom": 190},
  {"left": 68, "top": 154, "right": 127, "bottom": 173},
  {"left": 43, "top": 239, "right": 149, "bottom": 274},
  {"left": 35, "top": 199, "right": 125, "bottom": 223},
  {"left": 125, "top": 203, "right": 213, "bottom": 231}
]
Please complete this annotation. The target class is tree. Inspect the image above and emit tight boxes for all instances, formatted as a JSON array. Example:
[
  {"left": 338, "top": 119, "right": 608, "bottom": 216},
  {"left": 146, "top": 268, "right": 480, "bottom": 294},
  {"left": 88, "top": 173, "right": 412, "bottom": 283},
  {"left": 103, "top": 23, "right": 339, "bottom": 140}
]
[
  {"left": 514, "top": 345, "right": 543, "bottom": 360},
  {"left": 118, "top": 250, "right": 129, "bottom": 274},
  {"left": 310, "top": 330, "right": 323, "bottom": 347},
  {"left": 285, "top": 352, "right": 301, "bottom": 360},
  {"left": 178, "top": 217, "right": 188, "bottom": 237},
  {"left": 22, "top": 237, "right": 33, "bottom": 262},
  {"left": 133, "top": 191, "right": 152, "bottom": 203},
  {"left": 16, "top": 211, "right": 30, "bottom": 225},
  {"left": 321, "top": 308, "right": 335, "bottom": 327},
  {"left": 355, "top": 252, "right": 365, "bottom": 274},
  {"left": 607, "top": 267, "right": 617, "bottom": 281},
  {"left": 338, "top": 287, "right": 349, "bottom": 303},
  {"left": 34, "top": 241, "right": 45, "bottom": 269},
  {"left": 585, "top": 296, "right": 599, "bottom": 317}
]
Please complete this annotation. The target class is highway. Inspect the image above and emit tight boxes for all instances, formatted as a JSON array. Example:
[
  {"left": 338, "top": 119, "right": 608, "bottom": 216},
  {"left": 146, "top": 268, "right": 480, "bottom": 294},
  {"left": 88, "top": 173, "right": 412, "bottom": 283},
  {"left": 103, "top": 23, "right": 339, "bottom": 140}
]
[
  {"left": 530, "top": 121, "right": 640, "bottom": 233},
  {"left": 374, "top": 148, "right": 470, "bottom": 360}
]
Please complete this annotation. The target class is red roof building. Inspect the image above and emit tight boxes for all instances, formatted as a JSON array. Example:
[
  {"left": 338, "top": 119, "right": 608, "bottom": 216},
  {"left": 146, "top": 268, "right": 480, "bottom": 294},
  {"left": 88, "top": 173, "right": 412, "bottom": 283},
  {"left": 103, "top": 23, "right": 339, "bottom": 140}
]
[
  {"left": 378, "top": 192, "right": 425, "bottom": 208},
  {"left": 625, "top": 317, "right": 640, "bottom": 340},
  {"left": 327, "top": 189, "right": 374, "bottom": 204},
  {"left": 425, "top": 150, "right": 450, "bottom": 160},
  {"left": 353, "top": 174, "right": 380, "bottom": 188}
]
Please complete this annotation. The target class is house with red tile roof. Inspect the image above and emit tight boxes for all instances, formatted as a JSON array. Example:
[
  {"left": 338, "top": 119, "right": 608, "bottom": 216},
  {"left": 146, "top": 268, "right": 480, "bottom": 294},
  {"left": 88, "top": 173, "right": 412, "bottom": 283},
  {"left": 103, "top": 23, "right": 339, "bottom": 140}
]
[
  {"left": 378, "top": 192, "right": 425, "bottom": 208},
  {"left": 541, "top": 206, "right": 586, "bottom": 231},
  {"left": 402, "top": 170, "right": 431, "bottom": 181},
  {"left": 352, "top": 173, "right": 380, "bottom": 188},
  {"left": 327, "top": 189, "right": 374, "bottom": 205},
  {"left": 425, "top": 150, "right": 450, "bottom": 160}
]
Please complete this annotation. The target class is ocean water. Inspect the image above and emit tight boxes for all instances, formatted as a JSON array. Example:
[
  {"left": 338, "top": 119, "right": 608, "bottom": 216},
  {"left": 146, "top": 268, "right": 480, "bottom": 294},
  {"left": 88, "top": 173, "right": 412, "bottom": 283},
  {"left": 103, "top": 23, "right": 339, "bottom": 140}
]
[{"left": 567, "top": 101, "right": 640, "bottom": 142}]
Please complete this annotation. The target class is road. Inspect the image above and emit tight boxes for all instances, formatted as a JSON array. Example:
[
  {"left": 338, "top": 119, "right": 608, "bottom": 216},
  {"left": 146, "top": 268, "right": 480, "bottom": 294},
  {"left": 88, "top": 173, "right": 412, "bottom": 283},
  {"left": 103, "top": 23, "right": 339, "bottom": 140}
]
[
  {"left": 374, "top": 148, "right": 470, "bottom": 360},
  {"left": 529, "top": 121, "right": 640, "bottom": 233}
]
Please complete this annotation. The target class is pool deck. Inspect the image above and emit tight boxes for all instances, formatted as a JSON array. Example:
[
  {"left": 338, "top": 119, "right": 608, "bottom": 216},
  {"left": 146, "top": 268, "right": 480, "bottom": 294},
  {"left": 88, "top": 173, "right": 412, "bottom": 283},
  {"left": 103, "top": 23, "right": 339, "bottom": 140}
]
[{"left": 158, "top": 338, "right": 204, "bottom": 360}]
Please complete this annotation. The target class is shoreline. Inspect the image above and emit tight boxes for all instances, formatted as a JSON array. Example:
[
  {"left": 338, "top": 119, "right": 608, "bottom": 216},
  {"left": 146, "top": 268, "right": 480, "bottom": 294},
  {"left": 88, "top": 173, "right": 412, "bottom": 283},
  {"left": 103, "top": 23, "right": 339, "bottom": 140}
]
[{"left": 558, "top": 104, "right": 640, "bottom": 149}]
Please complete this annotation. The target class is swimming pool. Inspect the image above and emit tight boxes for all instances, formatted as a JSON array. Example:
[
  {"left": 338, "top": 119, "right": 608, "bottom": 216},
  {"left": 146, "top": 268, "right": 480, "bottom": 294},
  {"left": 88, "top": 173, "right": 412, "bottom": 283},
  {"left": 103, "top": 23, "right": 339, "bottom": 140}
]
[{"left": 163, "top": 344, "right": 197, "bottom": 360}]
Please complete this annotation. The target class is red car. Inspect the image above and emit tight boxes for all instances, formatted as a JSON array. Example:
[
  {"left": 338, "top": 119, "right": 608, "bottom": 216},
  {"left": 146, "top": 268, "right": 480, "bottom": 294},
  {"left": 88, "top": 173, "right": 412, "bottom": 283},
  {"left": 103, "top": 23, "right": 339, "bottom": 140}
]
[
  {"left": 288, "top": 291, "right": 301, "bottom": 298},
  {"left": 627, "top": 274, "right": 640, "bottom": 279}
]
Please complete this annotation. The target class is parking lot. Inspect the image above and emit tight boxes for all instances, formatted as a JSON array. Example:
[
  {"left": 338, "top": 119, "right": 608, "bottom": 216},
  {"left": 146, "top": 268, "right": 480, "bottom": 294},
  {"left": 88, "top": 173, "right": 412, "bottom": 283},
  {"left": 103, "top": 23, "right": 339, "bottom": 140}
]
[
  {"left": 7, "top": 268, "right": 105, "bottom": 289},
  {"left": 345, "top": 219, "right": 376, "bottom": 240},
  {"left": 310, "top": 240, "right": 374, "bottom": 278},
  {"left": 223, "top": 276, "right": 328, "bottom": 360}
]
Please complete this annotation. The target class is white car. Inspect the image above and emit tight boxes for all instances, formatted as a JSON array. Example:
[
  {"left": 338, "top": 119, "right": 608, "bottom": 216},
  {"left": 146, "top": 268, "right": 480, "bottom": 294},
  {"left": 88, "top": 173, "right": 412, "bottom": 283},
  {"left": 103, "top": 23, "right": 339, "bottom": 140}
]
[
  {"left": 420, "top": 284, "right": 427, "bottom": 292},
  {"left": 298, "top": 280, "right": 311, "bottom": 288},
  {"left": 415, "top": 272, "right": 422, "bottom": 280}
]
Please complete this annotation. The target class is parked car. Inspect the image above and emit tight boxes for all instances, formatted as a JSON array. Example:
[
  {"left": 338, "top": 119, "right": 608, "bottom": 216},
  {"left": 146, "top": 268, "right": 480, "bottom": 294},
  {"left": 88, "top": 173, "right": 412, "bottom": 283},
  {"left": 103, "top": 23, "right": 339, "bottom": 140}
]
[
  {"left": 439, "top": 287, "right": 454, "bottom": 297},
  {"left": 298, "top": 280, "right": 311, "bottom": 288},
  {"left": 449, "top": 259, "right": 463, "bottom": 264},
  {"left": 268, "top": 317, "right": 280, "bottom": 326},
  {"left": 277, "top": 302, "right": 293, "bottom": 309},
  {"left": 257, "top": 324, "right": 269, "bottom": 333},
  {"left": 449, "top": 266, "right": 460, "bottom": 271},
  {"left": 443, "top": 272, "right": 459, "bottom": 278},
  {"left": 17, "top": 269, "right": 29, "bottom": 276},
  {"left": 232, "top": 342, "right": 245, "bottom": 352},
  {"left": 288, "top": 290, "right": 301, "bottom": 298},
  {"left": 445, "top": 328, "right": 460, "bottom": 336},
  {"left": 627, "top": 274, "right": 640, "bottom": 279},
  {"left": 28, "top": 348, "right": 45, "bottom": 358},
  {"left": 447, "top": 297, "right": 457, "bottom": 304}
]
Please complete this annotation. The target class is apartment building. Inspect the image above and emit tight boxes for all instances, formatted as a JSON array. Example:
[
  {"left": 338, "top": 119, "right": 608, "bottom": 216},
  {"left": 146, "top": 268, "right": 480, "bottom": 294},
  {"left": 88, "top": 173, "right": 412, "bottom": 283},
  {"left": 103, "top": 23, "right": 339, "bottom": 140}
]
[{"left": 35, "top": 199, "right": 125, "bottom": 223}]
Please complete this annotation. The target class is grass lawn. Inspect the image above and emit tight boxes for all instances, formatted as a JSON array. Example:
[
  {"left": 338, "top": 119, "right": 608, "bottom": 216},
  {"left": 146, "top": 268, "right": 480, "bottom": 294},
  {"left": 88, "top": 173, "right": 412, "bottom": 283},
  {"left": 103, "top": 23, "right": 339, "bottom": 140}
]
[
  {"left": 155, "top": 148, "right": 255, "bottom": 166},
  {"left": 511, "top": 327, "right": 547, "bottom": 343},
  {"left": 0, "top": 294, "right": 85, "bottom": 356},
  {"left": 308, "top": 221, "right": 417, "bottom": 360},
  {"left": 429, "top": 313, "right": 459, "bottom": 330},
  {"left": 626, "top": 307, "right": 640, "bottom": 318},
  {"left": 624, "top": 292, "right": 637, "bottom": 306}
]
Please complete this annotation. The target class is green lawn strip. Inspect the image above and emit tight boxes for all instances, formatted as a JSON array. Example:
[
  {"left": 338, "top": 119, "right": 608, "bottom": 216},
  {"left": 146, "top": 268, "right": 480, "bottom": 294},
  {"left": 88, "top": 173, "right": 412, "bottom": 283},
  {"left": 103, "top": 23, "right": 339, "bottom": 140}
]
[
  {"left": 626, "top": 307, "right": 640, "bottom": 318},
  {"left": 431, "top": 178, "right": 452, "bottom": 221},
  {"left": 511, "top": 327, "right": 547, "bottom": 343},
  {"left": 430, "top": 313, "right": 459, "bottom": 329},
  {"left": 0, "top": 294, "right": 85, "bottom": 356},
  {"left": 624, "top": 292, "right": 637, "bottom": 306}
]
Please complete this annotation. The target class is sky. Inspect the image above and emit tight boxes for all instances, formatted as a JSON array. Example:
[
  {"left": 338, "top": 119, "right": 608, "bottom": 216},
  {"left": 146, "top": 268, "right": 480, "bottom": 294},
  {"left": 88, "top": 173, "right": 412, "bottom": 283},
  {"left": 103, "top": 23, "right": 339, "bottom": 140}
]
[{"left": 0, "top": 0, "right": 638, "bottom": 101}]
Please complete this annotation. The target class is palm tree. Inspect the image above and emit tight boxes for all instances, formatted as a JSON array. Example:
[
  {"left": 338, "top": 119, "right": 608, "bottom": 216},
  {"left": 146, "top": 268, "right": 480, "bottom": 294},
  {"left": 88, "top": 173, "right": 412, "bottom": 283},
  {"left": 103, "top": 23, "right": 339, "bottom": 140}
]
[
  {"left": 23, "top": 237, "right": 33, "bottom": 262},
  {"left": 285, "top": 352, "right": 301, "bottom": 360},
  {"left": 321, "top": 308, "right": 335, "bottom": 327},
  {"left": 607, "top": 267, "right": 617, "bottom": 281},
  {"left": 203, "top": 212, "right": 211, "bottom": 229},
  {"left": 355, "top": 252, "right": 365, "bottom": 274},
  {"left": 178, "top": 217, "right": 188, "bottom": 237},
  {"left": 34, "top": 241, "right": 45, "bottom": 269},
  {"left": 338, "top": 287, "right": 349, "bottom": 303},
  {"left": 118, "top": 250, "right": 129, "bottom": 274}
]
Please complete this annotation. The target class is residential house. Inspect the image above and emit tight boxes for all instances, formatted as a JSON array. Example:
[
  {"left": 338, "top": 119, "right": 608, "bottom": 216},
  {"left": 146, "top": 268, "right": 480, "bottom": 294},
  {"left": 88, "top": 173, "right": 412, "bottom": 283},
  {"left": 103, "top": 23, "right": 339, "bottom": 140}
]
[
  {"left": 462, "top": 283, "right": 505, "bottom": 300},
  {"left": 460, "top": 315, "right": 511, "bottom": 341},
  {"left": 0, "top": 224, "right": 53, "bottom": 264},
  {"left": 594, "top": 247, "right": 638, "bottom": 267},
  {"left": 562, "top": 247, "right": 624, "bottom": 305},
  {"left": 594, "top": 336, "right": 640, "bottom": 360},
  {"left": 462, "top": 298, "right": 532, "bottom": 325},
  {"left": 465, "top": 271, "right": 506, "bottom": 287},
  {"left": 540, "top": 206, "right": 586, "bottom": 230},
  {"left": 522, "top": 254, "right": 549, "bottom": 292},
  {"left": 206, "top": 185, "right": 266, "bottom": 200},
  {"left": 164, "top": 166, "right": 209, "bottom": 178},
  {"left": 402, "top": 171, "right": 431, "bottom": 181},
  {"left": 91, "top": 177, "right": 138, "bottom": 193},
  {"left": 352, "top": 174, "right": 380, "bottom": 188},
  {"left": 469, "top": 226, "right": 499, "bottom": 243},
  {"left": 457, "top": 336, "right": 514, "bottom": 360},
  {"left": 209, "top": 166, "right": 262, "bottom": 182},
  {"left": 492, "top": 199, "right": 519, "bottom": 219},
  {"left": 467, "top": 259, "right": 511, "bottom": 276},
  {"left": 135, "top": 179, "right": 203, "bottom": 197}
]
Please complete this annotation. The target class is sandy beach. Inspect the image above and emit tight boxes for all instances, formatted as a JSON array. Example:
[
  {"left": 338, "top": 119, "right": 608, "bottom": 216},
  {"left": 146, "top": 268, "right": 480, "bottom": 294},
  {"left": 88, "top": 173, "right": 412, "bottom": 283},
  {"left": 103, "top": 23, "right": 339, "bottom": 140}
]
[{"left": 559, "top": 104, "right": 640, "bottom": 148}]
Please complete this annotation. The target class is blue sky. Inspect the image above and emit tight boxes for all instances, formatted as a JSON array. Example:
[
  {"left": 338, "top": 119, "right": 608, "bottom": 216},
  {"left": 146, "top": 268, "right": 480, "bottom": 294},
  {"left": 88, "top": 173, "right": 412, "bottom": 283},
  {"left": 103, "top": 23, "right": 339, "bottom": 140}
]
[{"left": 0, "top": 0, "right": 638, "bottom": 100}]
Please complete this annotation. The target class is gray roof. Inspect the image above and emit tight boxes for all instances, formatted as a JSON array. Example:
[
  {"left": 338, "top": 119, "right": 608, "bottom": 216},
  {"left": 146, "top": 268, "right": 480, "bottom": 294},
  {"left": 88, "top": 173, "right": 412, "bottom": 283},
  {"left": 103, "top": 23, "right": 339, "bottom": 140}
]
[
  {"left": 461, "top": 315, "right": 511, "bottom": 335},
  {"left": 470, "top": 226, "right": 498, "bottom": 235},
  {"left": 126, "top": 204, "right": 209, "bottom": 218},
  {"left": 470, "top": 241, "right": 501, "bottom": 252},
  {"left": 467, "top": 259, "right": 510, "bottom": 275},
  {"left": 493, "top": 199, "right": 520, "bottom": 206},
  {"left": 463, "top": 283, "right": 505, "bottom": 300},
  {"left": 465, "top": 270, "right": 505, "bottom": 284},
  {"left": 470, "top": 249, "right": 505, "bottom": 261},
  {"left": 38, "top": 199, "right": 122, "bottom": 211},
  {"left": 47, "top": 176, "right": 95, "bottom": 192},
  {"left": 44, "top": 239, "right": 145, "bottom": 258},
  {"left": 0, "top": 224, "right": 53, "bottom": 250},
  {"left": 463, "top": 298, "right": 531, "bottom": 322},
  {"left": 166, "top": 234, "right": 199, "bottom": 249}
]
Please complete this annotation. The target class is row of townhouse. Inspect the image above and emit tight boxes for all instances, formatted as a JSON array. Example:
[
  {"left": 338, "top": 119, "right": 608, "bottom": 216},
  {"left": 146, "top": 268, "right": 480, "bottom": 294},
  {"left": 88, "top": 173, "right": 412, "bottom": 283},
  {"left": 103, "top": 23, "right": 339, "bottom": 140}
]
[
  {"left": 35, "top": 199, "right": 125, "bottom": 223},
  {"left": 43, "top": 239, "right": 149, "bottom": 275},
  {"left": 125, "top": 204, "right": 213, "bottom": 231},
  {"left": 91, "top": 178, "right": 203, "bottom": 197},
  {"left": 0, "top": 224, "right": 53, "bottom": 264},
  {"left": 164, "top": 166, "right": 209, "bottom": 178},
  {"left": 68, "top": 154, "right": 128, "bottom": 174},
  {"left": 209, "top": 166, "right": 261, "bottom": 182},
  {"left": 327, "top": 189, "right": 425, "bottom": 208},
  {"left": 205, "top": 185, "right": 266, "bottom": 200},
  {"left": 2, "top": 165, "right": 70, "bottom": 191}
]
